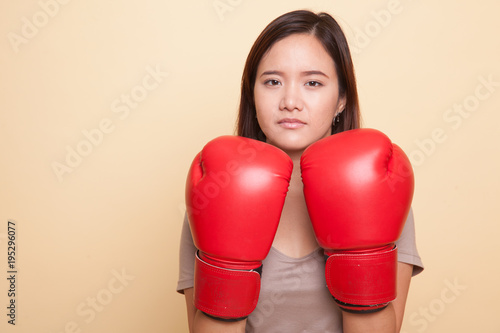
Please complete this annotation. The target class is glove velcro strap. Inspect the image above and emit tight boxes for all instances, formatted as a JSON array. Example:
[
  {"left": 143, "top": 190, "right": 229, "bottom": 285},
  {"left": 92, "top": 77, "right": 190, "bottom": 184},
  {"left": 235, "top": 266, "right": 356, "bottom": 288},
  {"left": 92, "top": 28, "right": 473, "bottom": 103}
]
[
  {"left": 325, "top": 245, "right": 397, "bottom": 311},
  {"left": 194, "top": 252, "right": 261, "bottom": 320}
]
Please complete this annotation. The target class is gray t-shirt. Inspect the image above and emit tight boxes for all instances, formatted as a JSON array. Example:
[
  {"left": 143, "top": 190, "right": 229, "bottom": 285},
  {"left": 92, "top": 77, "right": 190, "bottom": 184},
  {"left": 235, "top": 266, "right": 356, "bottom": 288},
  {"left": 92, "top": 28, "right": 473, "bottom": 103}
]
[{"left": 177, "top": 210, "right": 424, "bottom": 332}]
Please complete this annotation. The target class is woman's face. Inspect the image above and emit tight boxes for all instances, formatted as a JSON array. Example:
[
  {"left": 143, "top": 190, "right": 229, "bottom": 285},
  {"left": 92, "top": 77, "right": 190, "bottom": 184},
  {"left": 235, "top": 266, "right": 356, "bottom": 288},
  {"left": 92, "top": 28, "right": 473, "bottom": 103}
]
[{"left": 254, "top": 33, "right": 345, "bottom": 154}]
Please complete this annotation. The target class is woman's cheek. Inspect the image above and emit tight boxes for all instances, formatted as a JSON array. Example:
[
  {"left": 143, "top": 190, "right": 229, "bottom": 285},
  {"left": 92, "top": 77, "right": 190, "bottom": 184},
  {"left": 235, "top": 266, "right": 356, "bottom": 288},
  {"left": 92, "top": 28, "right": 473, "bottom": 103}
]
[
  {"left": 311, "top": 112, "right": 332, "bottom": 132},
  {"left": 256, "top": 109, "right": 273, "bottom": 135}
]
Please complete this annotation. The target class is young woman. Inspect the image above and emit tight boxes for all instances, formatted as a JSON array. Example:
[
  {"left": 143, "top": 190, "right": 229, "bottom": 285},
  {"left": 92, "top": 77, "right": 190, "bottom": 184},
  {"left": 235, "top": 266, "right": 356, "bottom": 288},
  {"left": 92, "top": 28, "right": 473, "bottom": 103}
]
[{"left": 177, "top": 10, "right": 423, "bottom": 332}]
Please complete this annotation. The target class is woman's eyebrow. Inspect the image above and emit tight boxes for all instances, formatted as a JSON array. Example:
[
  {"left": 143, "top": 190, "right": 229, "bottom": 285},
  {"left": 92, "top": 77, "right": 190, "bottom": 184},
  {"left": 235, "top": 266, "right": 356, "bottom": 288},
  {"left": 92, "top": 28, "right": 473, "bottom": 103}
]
[
  {"left": 302, "top": 70, "right": 329, "bottom": 78},
  {"left": 260, "top": 70, "right": 284, "bottom": 77},
  {"left": 260, "top": 70, "right": 329, "bottom": 78}
]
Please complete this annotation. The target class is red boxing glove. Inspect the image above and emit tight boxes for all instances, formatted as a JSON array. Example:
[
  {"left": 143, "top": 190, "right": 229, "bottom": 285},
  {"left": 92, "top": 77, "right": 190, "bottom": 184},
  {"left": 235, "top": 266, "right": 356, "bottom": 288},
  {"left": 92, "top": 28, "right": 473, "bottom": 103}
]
[
  {"left": 301, "top": 128, "right": 414, "bottom": 313},
  {"left": 186, "top": 136, "right": 292, "bottom": 320}
]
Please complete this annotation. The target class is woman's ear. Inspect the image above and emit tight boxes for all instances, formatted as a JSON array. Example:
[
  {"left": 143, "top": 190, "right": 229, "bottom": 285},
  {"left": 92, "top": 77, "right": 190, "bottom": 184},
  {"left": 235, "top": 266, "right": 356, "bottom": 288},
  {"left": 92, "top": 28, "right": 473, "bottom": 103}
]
[{"left": 336, "top": 96, "right": 347, "bottom": 115}]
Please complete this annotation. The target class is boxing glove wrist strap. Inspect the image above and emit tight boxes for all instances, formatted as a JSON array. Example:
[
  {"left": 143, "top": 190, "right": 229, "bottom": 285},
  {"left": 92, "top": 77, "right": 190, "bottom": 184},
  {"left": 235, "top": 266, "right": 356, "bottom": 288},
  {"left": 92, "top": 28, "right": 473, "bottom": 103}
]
[
  {"left": 194, "top": 251, "right": 261, "bottom": 321},
  {"left": 325, "top": 245, "right": 398, "bottom": 313}
]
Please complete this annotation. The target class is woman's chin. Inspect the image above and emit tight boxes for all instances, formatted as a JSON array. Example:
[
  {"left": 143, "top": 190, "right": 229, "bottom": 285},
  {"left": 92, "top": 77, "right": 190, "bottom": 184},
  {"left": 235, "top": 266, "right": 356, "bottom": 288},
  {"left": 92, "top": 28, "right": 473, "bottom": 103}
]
[{"left": 266, "top": 137, "right": 311, "bottom": 156}]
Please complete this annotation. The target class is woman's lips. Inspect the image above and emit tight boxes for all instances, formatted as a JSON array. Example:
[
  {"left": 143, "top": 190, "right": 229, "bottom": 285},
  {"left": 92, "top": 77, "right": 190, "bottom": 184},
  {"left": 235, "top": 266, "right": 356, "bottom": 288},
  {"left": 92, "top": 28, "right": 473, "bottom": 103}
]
[{"left": 278, "top": 118, "right": 306, "bottom": 129}]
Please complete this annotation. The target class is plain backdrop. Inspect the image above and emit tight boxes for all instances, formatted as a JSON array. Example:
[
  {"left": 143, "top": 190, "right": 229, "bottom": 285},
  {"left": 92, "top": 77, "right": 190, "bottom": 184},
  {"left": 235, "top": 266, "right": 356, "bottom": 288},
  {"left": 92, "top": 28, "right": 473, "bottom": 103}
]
[{"left": 1, "top": 0, "right": 499, "bottom": 332}]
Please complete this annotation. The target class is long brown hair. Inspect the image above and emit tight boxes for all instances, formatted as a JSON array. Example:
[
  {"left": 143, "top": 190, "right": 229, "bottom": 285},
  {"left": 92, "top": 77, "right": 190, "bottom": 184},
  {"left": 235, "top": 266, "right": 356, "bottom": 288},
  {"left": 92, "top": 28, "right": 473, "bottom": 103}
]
[{"left": 236, "top": 10, "right": 361, "bottom": 141}]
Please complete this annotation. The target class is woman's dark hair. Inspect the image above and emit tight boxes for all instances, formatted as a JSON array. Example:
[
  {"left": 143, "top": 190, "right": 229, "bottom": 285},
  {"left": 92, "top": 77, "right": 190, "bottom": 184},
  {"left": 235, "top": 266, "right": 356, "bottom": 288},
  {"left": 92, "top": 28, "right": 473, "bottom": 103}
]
[{"left": 236, "top": 10, "right": 361, "bottom": 140}]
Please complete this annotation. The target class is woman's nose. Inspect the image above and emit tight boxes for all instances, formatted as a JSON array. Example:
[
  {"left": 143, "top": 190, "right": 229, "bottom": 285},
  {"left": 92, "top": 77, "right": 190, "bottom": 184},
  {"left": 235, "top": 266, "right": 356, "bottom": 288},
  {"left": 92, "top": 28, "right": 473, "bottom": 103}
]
[{"left": 279, "top": 84, "right": 303, "bottom": 112}]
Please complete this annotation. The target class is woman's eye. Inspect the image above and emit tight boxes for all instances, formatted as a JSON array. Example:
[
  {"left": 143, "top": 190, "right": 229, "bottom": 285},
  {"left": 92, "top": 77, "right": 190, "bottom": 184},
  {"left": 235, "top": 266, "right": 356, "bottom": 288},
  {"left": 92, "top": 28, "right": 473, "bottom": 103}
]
[
  {"left": 265, "top": 79, "right": 281, "bottom": 86},
  {"left": 306, "top": 81, "right": 322, "bottom": 87}
]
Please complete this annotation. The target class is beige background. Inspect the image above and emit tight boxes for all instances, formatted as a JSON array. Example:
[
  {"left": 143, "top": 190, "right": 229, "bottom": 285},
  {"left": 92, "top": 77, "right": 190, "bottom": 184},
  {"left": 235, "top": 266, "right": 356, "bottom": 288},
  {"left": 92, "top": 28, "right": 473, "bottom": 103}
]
[{"left": 1, "top": 0, "right": 499, "bottom": 332}]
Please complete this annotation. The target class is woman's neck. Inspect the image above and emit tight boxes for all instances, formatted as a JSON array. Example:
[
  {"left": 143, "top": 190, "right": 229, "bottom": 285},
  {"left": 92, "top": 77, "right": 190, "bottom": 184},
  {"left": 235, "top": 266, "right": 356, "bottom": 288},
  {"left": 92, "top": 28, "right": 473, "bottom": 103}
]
[{"left": 284, "top": 149, "right": 305, "bottom": 167}]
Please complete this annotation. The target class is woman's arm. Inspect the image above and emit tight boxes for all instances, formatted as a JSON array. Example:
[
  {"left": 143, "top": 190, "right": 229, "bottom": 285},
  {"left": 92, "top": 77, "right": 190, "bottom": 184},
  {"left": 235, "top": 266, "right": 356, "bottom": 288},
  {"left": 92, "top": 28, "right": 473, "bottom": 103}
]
[
  {"left": 184, "top": 288, "right": 196, "bottom": 333},
  {"left": 184, "top": 287, "right": 247, "bottom": 333},
  {"left": 342, "top": 262, "right": 413, "bottom": 333},
  {"left": 342, "top": 303, "right": 396, "bottom": 333},
  {"left": 393, "top": 263, "right": 413, "bottom": 332}
]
